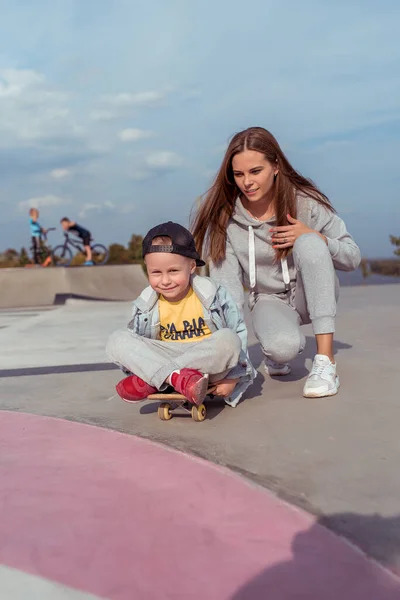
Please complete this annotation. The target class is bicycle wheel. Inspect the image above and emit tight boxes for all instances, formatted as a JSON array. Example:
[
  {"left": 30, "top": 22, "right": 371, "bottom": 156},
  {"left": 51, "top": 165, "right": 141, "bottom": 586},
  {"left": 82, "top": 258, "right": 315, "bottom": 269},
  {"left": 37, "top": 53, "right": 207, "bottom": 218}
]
[
  {"left": 91, "top": 244, "right": 109, "bottom": 265},
  {"left": 52, "top": 245, "right": 73, "bottom": 267}
]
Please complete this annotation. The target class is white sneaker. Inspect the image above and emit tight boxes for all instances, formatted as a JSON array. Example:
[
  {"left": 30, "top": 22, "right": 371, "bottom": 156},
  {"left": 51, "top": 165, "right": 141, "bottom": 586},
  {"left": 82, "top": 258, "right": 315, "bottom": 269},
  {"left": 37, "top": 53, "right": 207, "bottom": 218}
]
[
  {"left": 264, "top": 358, "right": 292, "bottom": 376},
  {"left": 303, "top": 355, "right": 339, "bottom": 398}
]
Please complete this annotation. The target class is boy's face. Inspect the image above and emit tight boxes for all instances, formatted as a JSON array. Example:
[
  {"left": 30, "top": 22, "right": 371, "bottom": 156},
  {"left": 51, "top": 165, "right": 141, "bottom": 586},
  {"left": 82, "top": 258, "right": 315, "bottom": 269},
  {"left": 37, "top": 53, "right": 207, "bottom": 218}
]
[
  {"left": 61, "top": 221, "right": 69, "bottom": 231},
  {"left": 145, "top": 252, "right": 196, "bottom": 302},
  {"left": 31, "top": 210, "right": 39, "bottom": 220}
]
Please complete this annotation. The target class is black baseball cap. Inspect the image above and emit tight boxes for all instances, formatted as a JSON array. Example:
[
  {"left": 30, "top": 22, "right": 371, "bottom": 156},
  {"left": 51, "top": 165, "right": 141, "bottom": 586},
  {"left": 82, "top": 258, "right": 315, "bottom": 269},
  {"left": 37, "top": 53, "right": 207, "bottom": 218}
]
[{"left": 142, "top": 221, "right": 206, "bottom": 267}]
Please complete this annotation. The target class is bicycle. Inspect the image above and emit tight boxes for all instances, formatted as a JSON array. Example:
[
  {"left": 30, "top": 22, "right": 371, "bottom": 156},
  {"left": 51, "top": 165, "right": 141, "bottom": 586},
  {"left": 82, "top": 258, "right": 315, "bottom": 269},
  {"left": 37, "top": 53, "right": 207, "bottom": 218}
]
[
  {"left": 28, "top": 228, "right": 57, "bottom": 267},
  {"left": 52, "top": 233, "right": 109, "bottom": 267}
]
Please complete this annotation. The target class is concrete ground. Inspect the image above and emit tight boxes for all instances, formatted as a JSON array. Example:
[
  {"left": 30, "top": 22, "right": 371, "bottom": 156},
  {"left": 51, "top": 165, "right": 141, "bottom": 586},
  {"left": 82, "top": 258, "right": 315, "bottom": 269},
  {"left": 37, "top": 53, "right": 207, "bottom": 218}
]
[{"left": 1, "top": 284, "right": 400, "bottom": 597}]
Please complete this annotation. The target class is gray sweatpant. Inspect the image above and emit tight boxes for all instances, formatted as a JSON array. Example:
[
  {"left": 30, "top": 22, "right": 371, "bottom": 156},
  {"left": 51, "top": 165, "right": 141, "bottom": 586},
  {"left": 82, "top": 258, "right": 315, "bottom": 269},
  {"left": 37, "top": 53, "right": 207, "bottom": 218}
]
[
  {"left": 106, "top": 328, "right": 241, "bottom": 389},
  {"left": 251, "top": 233, "right": 339, "bottom": 364}
]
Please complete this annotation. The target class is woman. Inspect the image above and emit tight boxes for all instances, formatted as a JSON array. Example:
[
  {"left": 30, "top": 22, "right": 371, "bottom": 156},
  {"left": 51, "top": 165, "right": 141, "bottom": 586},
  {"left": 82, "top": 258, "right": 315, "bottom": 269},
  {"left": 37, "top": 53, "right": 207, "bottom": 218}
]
[{"left": 191, "top": 127, "right": 361, "bottom": 398}]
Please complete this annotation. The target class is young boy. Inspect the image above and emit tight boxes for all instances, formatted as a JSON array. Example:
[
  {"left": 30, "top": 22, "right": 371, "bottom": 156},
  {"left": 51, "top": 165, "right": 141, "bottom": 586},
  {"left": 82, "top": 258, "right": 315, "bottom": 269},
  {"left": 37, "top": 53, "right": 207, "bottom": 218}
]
[
  {"left": 106, "top": 222, "right": 257, "bottom": 407},
  {"left": 29, "top": 208, "right": 47, "bottom": 265},
  {"left": 60, "top": 217, "right": 93, "bottom": 265}
]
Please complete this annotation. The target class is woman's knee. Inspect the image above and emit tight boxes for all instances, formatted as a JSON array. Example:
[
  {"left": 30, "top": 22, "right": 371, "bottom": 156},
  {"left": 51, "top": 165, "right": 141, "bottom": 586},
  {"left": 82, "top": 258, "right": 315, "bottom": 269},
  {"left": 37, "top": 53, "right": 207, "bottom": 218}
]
[
  {"left": 293, "top": 233, "right": 329, "bottom": 266},
  {"left": 258, "top": 329, "right": 305, "bottom": 363}
]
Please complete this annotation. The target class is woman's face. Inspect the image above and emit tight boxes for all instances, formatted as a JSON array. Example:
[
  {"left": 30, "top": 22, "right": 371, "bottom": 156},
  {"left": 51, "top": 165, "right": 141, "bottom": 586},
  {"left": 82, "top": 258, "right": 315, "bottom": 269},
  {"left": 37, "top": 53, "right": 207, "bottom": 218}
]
[{"left": 232, "top": 150, "right": 278, "bottom": 203}]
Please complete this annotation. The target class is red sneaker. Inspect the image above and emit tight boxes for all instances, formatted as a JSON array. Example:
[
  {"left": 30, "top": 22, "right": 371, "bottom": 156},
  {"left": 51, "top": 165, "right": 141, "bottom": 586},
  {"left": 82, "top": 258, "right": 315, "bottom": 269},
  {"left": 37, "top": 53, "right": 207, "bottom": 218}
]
[
  {"left": 116, "top": 375, "right": 157, "bottom": 403},
  {"left": 171, "top": 369, "right": 209, "bottom": 405}
]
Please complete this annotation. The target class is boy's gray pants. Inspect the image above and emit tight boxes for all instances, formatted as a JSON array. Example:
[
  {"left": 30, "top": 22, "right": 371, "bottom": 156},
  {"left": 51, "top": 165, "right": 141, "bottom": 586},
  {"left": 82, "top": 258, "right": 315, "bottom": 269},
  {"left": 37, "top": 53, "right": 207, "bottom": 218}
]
[
  {"left": 106, "top": 328, "right": 241, "bottom": 389},
  {"left": 251, "top": 233, "right": 339, "bottom": 364}
]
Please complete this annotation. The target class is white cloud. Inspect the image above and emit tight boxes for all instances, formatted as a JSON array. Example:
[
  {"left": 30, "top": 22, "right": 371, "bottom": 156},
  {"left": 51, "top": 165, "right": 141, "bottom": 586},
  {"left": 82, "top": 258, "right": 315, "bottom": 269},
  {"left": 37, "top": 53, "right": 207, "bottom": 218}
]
[
  {"left": 126, "top": 150, "right": 183, "bottom": 180},
  {"left": 0, "top": 68, "right": 77, "bottom": 144},
  {"left": 120, "top": 204, "right": 136, "bottom": 214},
  {"left": 129, "top": 169, "right": 152, "bottom": 181},
  {"left": 89, "top": 109, "right": 117, "bottom": 122},
  {"left": 104, "top": 91, "right": 166, "bottom": 107},
  {"left": 0, "top": 68, "right": 44, "bottom": 99},
  {"left": 145, "top": 151, "right": 183, "bottom": 169},
  {"left": 78, "top": 201, "right": 115, "bottom": 219},
  {"left": 78, "top": 200, "right": 135, "bottom": 218},
  {"left": 51, "top": 168, "right": 71, "bottom": 179},
  {"left": 90, "top": 89, "right": 168, "bottom": 121},
  {"left": 18, "top": 194, "right": 68, "bottom": 212},
  {"left": 118, "top": 128, "right": 153, "bottom": 142}
]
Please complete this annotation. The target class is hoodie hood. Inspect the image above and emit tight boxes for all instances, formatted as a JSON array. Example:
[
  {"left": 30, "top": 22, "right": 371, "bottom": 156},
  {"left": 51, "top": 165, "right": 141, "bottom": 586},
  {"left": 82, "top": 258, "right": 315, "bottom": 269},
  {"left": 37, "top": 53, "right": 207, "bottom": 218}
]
[{"left": 231, "top": 197, "right": 276, "bottom": 229}]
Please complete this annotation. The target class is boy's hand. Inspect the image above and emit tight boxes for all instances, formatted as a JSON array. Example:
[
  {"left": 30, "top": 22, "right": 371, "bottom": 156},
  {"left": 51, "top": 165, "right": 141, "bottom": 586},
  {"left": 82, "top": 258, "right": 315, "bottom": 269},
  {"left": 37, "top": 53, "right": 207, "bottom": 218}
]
[{"left": 213, "top": 378, "right": 239, "bottom": 398}]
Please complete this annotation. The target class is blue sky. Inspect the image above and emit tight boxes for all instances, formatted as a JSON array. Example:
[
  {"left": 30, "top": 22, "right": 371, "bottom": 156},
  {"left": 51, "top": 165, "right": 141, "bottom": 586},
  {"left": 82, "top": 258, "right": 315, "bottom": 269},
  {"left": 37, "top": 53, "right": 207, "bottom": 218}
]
[{"left": 0, "top": 0, "right": 399, "bottom": 258}]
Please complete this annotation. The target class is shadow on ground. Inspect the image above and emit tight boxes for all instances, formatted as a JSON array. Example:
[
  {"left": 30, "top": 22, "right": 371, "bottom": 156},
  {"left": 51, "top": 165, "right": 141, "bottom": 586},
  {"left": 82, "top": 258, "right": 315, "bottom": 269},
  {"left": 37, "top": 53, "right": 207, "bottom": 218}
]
[
  {"left": 140, "top": 372, "right": 265, "bottom": 421},
  {"left": 231, "top": 513, "right": 400, "bottom": 600},
  {"left": 248, "top": 336, "right": 353, "bottom": 382},
  {"left": 140, "top": 399, "right": 226, "bottom": 421}
]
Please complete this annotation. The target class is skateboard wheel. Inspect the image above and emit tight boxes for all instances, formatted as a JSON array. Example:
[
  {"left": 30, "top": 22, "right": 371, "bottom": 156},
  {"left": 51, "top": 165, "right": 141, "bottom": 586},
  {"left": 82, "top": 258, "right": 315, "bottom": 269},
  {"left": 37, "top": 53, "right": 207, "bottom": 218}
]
[
  {"left": 158, "top": 402, "right": 172, "bottom": 421},
  {"left": 191, "top": 403, "right": 206, "bottom": 422}
]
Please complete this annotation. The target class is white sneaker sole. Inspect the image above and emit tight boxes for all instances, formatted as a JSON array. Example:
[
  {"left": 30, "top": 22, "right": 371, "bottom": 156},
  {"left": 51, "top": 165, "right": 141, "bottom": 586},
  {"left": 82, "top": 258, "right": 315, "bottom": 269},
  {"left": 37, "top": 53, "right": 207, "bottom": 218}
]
[
  {"left": 303, "top": 376, "right": 340, "bottom": 398},
  {"left": 190, "top": 373, "right": 209, "bottom": 405}
]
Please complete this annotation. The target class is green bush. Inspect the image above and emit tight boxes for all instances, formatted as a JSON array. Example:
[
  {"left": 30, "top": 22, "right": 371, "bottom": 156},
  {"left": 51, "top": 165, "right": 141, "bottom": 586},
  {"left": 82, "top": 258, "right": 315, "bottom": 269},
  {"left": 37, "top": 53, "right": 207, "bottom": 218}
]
[
  {"left": 390, "top": 235, "right": 400, "bottom": 257},
  {"left": 369, "top": 259, "right": 400, "bottom": 277}
]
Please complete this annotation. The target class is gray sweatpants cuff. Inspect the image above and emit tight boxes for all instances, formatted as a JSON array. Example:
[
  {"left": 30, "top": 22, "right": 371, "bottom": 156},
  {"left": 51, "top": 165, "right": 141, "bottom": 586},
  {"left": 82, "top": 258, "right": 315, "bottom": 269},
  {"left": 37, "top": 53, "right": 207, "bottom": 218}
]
[
  {"left": 151, "top": 362, "right": 180, "bottom": 389},
  {"left": 312, "top": 316, "right": 335, "bottom": 335}
]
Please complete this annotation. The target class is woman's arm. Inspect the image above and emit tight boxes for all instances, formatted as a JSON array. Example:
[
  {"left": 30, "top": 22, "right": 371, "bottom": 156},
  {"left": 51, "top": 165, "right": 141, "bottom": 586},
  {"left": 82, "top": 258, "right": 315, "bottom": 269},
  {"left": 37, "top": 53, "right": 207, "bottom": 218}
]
[
  {"left": 311, "top": 202, "right": 361, "bottom": 271},
  {"left": 271, "top": 199, "right": 362, "bottom": 272}
]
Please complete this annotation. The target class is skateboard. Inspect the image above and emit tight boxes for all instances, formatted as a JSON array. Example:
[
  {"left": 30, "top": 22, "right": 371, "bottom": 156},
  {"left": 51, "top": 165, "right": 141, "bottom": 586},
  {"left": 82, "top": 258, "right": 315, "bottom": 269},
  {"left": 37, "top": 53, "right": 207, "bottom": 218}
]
[{"left": 148, "top": 386, "right": 216, "bottom": 422}]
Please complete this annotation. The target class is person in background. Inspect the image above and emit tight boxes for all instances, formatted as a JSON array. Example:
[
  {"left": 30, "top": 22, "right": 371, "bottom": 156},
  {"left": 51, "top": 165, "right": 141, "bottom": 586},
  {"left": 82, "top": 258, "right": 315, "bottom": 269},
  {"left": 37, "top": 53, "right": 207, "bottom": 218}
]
[
  {"left": 29, "top": 208, "right": 47, "bottom": 265},
  {"left": 60, "top": 217, "right": 93, "bottom": 265}
]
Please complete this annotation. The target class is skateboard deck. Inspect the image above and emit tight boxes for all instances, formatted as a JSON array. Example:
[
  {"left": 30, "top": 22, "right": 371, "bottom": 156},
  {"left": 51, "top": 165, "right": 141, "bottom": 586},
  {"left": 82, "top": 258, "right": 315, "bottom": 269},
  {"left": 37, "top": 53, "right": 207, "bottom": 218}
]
[{"left": 148, "top": 386, "right": 217, "bottom": 422}]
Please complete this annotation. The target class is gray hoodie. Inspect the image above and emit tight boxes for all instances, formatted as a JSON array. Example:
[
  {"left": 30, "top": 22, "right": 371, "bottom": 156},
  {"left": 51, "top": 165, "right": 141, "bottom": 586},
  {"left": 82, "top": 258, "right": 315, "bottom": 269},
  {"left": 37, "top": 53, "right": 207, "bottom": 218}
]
[{"left": 210, "top": 195, "right": 361, "bottom": 308}]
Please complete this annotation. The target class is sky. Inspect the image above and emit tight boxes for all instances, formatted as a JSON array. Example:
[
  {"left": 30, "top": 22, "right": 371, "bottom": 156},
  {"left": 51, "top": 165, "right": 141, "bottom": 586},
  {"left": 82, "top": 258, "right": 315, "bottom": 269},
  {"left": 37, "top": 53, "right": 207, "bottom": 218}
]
[{"left": 0, "top": 0, "right": 399, "bottom": 258}]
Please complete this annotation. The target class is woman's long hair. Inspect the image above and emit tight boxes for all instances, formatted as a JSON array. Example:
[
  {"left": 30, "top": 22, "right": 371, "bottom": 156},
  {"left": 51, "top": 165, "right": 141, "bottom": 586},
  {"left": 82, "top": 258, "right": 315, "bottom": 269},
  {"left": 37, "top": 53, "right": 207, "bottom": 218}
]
[{"left": 191, "top": 127, "right": 334, "bottom": 263}]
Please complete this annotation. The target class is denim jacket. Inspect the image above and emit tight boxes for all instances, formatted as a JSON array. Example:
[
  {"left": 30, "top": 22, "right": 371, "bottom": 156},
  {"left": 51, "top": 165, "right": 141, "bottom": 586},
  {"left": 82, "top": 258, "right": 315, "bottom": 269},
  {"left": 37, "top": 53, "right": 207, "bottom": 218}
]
[{"left": 127, "top": 275, "right": 257, "bottom": 407}]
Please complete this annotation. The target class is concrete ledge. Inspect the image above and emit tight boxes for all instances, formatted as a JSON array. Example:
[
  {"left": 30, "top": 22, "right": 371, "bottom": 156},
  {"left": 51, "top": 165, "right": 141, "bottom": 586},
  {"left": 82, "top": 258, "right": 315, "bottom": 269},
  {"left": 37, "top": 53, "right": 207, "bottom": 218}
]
[{"left": 0, "top": 264, "right": 148, "bottom": 308}]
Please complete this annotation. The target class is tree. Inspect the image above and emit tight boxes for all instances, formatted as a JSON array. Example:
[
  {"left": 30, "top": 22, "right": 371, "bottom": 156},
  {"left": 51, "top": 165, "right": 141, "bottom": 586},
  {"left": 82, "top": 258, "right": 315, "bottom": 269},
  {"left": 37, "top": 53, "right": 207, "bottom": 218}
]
[
  {"left": 108, "top": 243, "right": 130, "bottom": 264},
  {"left": 4, "top": 248, "right": 18, "bottom": 261},
  {"left": 19, "top": 247, "right": 30, "bottom": 266},
  {"left": 389, "top": 235, "right": 400, "bottom": 257},
  {"left": 127, "top": 234, "right": 143, "bottom": 262}
]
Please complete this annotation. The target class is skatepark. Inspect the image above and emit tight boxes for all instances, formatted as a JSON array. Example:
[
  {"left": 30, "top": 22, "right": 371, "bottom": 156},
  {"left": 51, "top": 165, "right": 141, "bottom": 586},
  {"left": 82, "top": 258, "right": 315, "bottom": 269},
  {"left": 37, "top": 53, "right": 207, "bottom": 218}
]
[{"left": 1, "top": 265, "right": 399, "bottom": 599}]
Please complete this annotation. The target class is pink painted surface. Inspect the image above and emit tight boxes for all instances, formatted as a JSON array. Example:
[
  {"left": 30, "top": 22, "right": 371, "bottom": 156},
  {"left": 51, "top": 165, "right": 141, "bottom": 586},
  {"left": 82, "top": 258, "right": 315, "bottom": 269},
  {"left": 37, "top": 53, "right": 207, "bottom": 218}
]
[{"left": 0, "top": 411, "right": 399, "bottom": 600}]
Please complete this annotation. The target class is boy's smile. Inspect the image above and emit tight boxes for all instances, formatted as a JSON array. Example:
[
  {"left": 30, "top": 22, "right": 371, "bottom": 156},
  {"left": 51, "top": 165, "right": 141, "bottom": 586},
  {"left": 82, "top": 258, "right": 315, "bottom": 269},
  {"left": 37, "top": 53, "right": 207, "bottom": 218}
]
[{"left": 145, "top": 253, "right": 196, "bottom": 302}]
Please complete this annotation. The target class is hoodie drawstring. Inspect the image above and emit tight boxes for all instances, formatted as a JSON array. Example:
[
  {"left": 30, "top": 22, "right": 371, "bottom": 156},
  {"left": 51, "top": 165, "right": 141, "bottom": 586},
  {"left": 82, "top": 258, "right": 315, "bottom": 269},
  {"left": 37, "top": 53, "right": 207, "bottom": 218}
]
[
  {"left": 281, "top": 256, "right": 290, "bottom": 291},
  {"left": 248, "top": 225, "right": 291, "bottom": 293},
  {"left": 248, "top": 226, "right": 256, "bottom": 290}
]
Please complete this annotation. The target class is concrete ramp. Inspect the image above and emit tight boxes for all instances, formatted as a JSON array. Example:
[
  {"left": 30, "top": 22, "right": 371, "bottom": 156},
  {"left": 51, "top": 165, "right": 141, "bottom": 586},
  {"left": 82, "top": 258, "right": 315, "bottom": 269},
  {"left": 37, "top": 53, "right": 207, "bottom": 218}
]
[{"left": 0, "top": 265, "right": 148, "bottom": 308}]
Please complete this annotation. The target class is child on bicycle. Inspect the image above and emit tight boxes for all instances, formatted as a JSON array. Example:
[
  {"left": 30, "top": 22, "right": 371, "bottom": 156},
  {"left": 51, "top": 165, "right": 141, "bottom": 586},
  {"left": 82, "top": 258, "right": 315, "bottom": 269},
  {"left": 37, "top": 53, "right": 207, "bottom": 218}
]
[
  {"left": 60, "top": 217, "right": 93, "bottom": 265},
  {"left": 106, "top": 222, "right": 257, "bottom": 407},
  {"left": 29, "top": 208, "right": 47, "bottom": 265}
]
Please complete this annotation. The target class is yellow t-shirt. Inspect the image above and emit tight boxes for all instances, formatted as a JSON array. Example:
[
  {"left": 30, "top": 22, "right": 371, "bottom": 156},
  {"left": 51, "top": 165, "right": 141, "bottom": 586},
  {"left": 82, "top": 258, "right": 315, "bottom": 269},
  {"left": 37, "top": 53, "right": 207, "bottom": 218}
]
[{"left": 159, "top": 287, "right": 212, "bottom": 343}]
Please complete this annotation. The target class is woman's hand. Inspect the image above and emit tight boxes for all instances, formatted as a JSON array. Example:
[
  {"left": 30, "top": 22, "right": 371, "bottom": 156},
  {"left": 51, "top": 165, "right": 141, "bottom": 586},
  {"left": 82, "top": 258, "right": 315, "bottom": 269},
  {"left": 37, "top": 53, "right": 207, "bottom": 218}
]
[
  {"left": 213, "top": 378, "right": 239, "bottom": 398},
  {"left": 270, "top": 214, "right": 327, "bottom": 249}
]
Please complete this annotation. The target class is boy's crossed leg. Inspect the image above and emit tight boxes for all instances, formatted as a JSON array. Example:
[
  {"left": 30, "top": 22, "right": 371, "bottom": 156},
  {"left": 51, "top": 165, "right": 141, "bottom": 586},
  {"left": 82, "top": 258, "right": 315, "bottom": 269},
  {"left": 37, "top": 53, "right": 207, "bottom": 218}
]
[{"left": 106, "top": 329, "right": 241, "bottom": 404}]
